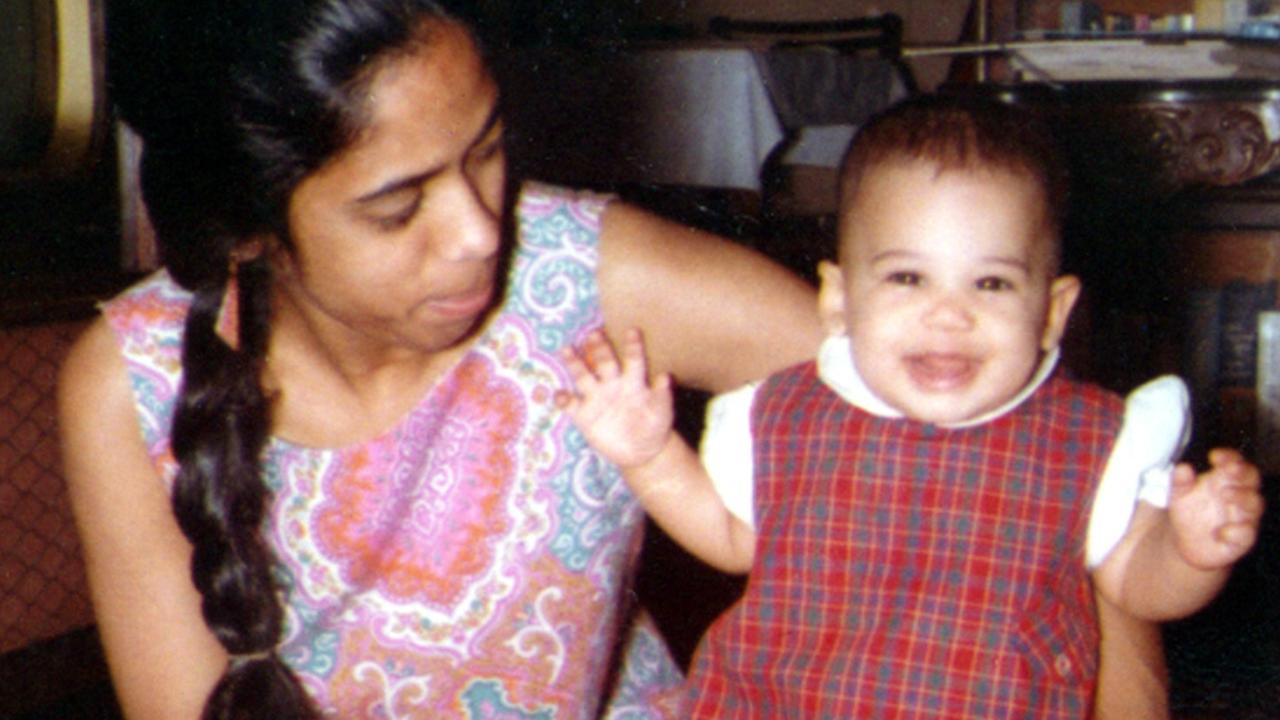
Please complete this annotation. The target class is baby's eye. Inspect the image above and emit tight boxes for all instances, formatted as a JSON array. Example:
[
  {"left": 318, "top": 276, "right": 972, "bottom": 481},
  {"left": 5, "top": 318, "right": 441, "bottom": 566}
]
[
  {"left": 886, "top": 271, "right": 922, "bottom": 286},
  {"left": 976, "top": 276, "right": 1014, "bottom": 291}
]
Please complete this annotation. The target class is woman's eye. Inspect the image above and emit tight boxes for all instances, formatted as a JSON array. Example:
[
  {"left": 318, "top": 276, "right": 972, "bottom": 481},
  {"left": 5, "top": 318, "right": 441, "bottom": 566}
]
[
  {"left": 887, "top": 271, "right": 922, "bottom": 286},
  {"left": 468, "top": 123, "right": 507, "bottom": 161},
  {"left": 373, "top": 199, "right": 420, "bottom": 231},
  {"left": 476, "top": 134, "right": 505, "bottom": 161},
  {"left": 466, "top": 138, "right": 505, "bottom": 173},
  {"left": 976, "top": 276, "right": 1013, "bottom": 291}
]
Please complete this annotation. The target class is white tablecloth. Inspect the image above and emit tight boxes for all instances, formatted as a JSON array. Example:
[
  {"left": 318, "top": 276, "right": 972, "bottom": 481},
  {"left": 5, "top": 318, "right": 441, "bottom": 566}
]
[
  {"left": 504, "top": 44, "right": 895, "bottom": 192},
  {"left": 609, "top": 47, "right": 785, "bottom": 190}
]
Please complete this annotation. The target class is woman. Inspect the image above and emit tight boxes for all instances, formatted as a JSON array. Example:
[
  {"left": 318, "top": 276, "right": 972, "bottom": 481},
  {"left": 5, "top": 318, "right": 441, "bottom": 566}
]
[
  {"left": 59, "top": 1, "right": 1168, "bottom": 718},
  {"left": 61, "top": 1, "right": 817, "bottom": 717}
]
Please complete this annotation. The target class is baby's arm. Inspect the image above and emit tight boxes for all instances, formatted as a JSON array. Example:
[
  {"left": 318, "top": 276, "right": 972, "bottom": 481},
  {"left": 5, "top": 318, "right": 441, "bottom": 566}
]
[
  {"left": 1095, "top": 448, "right": 1263, "bottom": 620},
  {"left": 557, "top": 328, "right": 756, "bottom": 573}
]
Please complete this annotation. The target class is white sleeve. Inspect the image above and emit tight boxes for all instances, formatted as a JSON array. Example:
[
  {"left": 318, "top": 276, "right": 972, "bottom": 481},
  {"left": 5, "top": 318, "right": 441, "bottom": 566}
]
[
  {"left": 699, "top": 382, "right": 761, "bottom": 530},
  {"left": 1084, "top": 375, "right": 1191, "bottom": 568}
]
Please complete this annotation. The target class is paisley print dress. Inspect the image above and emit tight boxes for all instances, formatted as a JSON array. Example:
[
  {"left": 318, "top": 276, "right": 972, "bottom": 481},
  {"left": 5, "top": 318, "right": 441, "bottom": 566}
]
[{"left": 102, "top": 182, "right": 683, "bottom": 719}]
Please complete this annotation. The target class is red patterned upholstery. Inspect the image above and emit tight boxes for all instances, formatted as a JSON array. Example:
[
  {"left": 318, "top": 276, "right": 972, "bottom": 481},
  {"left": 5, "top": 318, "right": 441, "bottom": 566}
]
[{"left": 0, "top": 321, "right": 94, "bottom": 654}]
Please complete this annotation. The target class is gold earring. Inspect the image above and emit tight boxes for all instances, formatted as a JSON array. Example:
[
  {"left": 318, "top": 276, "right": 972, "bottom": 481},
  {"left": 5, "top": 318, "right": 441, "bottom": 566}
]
[{"left": 214, "top": 260, "right": 240, "bottom": 350}]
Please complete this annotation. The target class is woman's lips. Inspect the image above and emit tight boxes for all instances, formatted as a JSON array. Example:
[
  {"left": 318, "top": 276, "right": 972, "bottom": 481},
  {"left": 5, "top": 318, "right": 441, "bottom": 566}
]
[{"left": 425, "top": 284, "right": 494, "bottom": 319}]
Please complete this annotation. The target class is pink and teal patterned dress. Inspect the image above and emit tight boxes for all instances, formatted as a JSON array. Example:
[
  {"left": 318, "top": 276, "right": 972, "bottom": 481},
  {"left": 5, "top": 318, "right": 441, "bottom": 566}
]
[{"left": 101, "top": 182, "right": 684, "bottom": 719}]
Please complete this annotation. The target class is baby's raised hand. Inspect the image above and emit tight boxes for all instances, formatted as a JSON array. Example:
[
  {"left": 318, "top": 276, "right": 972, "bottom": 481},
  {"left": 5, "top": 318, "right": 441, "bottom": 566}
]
[
  {"left": 556, "top": 328, "right": 674, "bottom": 469},
  {"left": 1168, "top": 448, "right": 1265, "bottom": 570}
]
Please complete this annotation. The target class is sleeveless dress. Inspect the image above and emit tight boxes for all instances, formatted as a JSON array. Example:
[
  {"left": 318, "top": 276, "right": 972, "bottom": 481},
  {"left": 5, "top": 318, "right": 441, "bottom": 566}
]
[
  {"left": 101, "top": 182, "right": 683, "bottom": 719},
  {"left": 687, "top": 360, "right": 1125, "bottom": 719}
]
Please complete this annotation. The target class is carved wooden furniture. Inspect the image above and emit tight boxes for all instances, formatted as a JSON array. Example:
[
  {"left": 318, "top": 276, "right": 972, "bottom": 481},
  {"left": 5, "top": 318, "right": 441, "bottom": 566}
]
[
  {"left": 1062, "top": 81, "right": 1280, "bottom": 188},
  {"left": 977, "top": 80, "right": 1280, "bottom": 188}
]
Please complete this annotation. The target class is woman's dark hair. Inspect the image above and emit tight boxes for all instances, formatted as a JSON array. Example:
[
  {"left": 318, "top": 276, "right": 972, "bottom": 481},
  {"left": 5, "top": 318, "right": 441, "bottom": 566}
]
[{"left": 109, "top": 1, "right": 488, "bottom": 716}]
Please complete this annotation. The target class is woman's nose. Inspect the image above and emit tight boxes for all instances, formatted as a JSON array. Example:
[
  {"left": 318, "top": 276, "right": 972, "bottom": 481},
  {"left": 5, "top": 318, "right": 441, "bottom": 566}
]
[{"left": 436, "top": 175, "right": 502, "bottom": 261}]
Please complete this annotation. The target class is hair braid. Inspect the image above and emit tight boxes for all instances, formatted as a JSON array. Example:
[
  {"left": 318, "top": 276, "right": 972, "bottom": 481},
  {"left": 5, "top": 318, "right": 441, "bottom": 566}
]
[{"left": 170, "top": 256, "right": 320, "bottom": 719}]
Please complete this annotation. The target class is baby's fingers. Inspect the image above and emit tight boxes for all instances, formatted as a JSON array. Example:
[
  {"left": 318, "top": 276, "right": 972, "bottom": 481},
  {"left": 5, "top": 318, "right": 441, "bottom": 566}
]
[
  {"left": 1214, "top": 521, "right": 1259, "bottom": 555},
  {"left": 581, "top": 330, "right": 622, "bottom": 380},
  {"left": 552, "top": 388, "right": 580, "bottom": 413},
  {"left": 619, "top": 328, "right": 655, "bottom": 387},
  {"left": 1224, "top": 482, "right": 1266, "bottom": 522},
  {"left": 1169, "top": 462, "right": 1197, "bottom": 502},
  {"left": 560, "top": 343, "right": 597, "bottom": 390},
  {"left": 1206, "top": 448, "right": 1261, "bottom": 488},
  {"left": 561, "top": 331, "right": 621, "bottom": 386}
]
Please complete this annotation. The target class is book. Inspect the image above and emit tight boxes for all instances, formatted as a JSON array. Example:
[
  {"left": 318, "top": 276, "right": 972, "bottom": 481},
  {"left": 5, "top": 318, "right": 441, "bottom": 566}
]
[
  {"left": 1182, "top": 280, "right": 1278, "bottom": 454},
  {"left": 1006, "top": 36, "right": 1280, "bottom": 81},
  {"left": 1258, "top": 311, "right": 1280, "bottom": 474}
]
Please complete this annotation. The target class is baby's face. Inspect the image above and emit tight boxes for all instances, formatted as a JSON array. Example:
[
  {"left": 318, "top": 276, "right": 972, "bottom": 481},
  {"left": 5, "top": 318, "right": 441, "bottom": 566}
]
[{"left": 819, "top": 159, "right": 1080, "bottom": 425}]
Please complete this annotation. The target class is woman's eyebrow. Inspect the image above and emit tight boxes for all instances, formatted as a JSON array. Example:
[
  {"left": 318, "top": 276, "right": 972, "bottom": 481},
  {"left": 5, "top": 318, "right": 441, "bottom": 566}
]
[
  {"left": 355, "top": 168, "right": 440, "bottom": 206},
  {"left": 353, "top": 101, "right": 503, "bottom": 206}
]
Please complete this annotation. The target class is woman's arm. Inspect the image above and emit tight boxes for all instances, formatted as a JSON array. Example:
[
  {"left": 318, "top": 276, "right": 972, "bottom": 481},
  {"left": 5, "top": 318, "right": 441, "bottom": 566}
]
[
  {"left": 58, "top": 318, "right": 226, "bottom": 719},
  {"left": 1093, "top": 589, "right": 1169, "bottom": 720},
  {"left": 597, "top": 201, "right": 823, "bottom": 393}
]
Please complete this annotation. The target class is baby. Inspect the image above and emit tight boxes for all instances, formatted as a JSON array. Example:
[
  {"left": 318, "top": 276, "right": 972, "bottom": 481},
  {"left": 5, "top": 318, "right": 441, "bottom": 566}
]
[{"left": 559, "top": 94, "right": 1263, "bottom": 718}]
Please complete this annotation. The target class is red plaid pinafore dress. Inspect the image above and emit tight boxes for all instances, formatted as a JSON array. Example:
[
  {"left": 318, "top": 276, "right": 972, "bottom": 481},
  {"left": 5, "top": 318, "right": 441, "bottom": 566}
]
[{"left": 685, "top": 361, "right": 1123, "bottom": 719}]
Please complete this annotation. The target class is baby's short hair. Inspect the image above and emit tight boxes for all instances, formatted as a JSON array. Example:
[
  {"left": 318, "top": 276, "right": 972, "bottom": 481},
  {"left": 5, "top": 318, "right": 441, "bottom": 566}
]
[{"left": 838, "top": 93, "right": 1069, "bottom": 270}]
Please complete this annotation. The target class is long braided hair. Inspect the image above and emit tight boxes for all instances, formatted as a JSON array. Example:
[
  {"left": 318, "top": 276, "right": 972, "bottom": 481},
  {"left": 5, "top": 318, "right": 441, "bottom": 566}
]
[{"left": 110, "top": 1, "right": 488, "bottom": 716}]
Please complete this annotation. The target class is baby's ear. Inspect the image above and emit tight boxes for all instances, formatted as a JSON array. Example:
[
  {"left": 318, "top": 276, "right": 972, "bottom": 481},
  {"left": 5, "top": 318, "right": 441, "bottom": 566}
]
[
  {"left": 817, "top": 260, "right": 849, "bottom": 337},
  {"left": 1041, "top": 274, "right": 1082, "bottom": 351}
]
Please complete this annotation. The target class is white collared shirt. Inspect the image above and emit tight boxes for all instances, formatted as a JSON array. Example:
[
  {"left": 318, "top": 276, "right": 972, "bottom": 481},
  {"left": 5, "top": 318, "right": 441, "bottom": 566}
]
[{"left": 701, "top": 336, "right": 1190, "bottom": 568}]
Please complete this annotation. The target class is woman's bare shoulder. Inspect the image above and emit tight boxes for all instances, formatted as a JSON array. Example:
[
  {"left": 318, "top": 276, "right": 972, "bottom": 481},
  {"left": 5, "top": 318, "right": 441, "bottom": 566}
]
[
  {"left": 58, "top": 313, "right": 159, "bottom": 510},
  {"left": 58, "top": 315, "right": 144, "bottom": 452},
  {"left": 57, "top": 312, "right": 171, "bottom": 530},
  {"left": 59, "top": 315, "right": 124, "bottom": 405}
]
